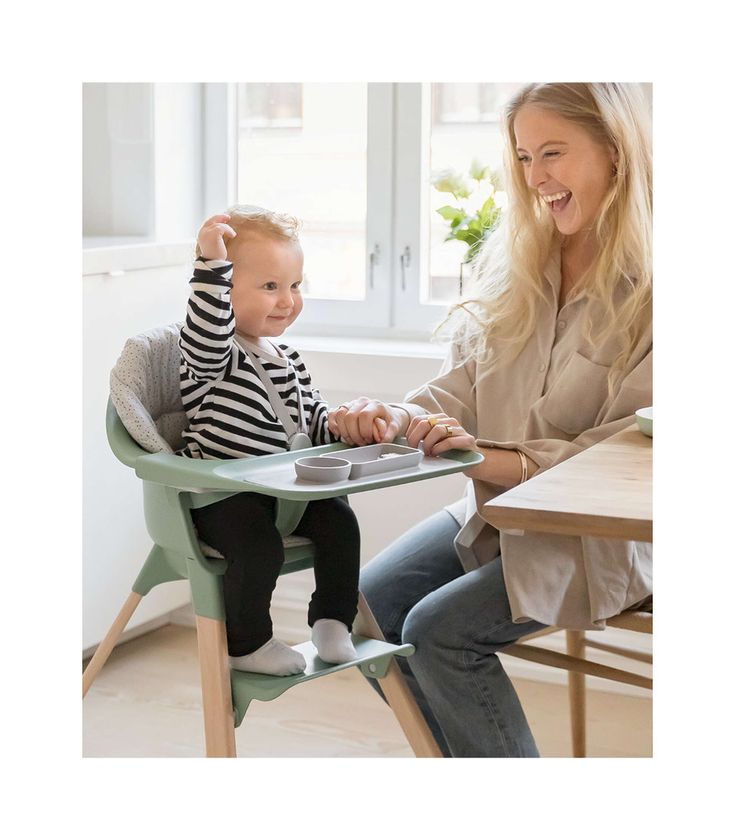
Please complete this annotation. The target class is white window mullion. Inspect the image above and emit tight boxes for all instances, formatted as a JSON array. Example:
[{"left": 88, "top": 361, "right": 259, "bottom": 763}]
[
  {"left": 365, "top": 82, "right": 394, "bottom": 328},
  {"left": 393, "top": 83, "right": 450, "bottom": 338},
  {"left": 202, "top": 83, "right": 237, "bottom": 217}
]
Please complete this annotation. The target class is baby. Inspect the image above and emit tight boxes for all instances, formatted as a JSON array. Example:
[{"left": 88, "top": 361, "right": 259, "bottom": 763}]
[{"left": 178, "top": 206, "right": 360, "bottom": 676}]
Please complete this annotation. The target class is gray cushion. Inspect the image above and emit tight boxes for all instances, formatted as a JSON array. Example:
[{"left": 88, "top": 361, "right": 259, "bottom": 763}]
[{"left": 109, "top": 322, "right": 188, "bottom": 454}]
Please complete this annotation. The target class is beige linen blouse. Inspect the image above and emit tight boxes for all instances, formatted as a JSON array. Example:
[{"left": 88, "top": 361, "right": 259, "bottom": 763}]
[{"left": 395, "top": 251, "right": 652, "bottom": 631}]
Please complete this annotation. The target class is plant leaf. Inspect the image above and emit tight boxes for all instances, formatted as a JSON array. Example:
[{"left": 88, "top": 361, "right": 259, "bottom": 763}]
[{"left": 436, "top": 205, "right": 465, "bottom": 223}]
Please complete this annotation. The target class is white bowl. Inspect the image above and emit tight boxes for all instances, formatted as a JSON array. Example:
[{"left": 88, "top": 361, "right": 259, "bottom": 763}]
[
  {"left": 294, "top": 456, "right": 351, "bottom": 483},
  {"left": 635, "top": 406, "right": 653, "bottom": 437}
]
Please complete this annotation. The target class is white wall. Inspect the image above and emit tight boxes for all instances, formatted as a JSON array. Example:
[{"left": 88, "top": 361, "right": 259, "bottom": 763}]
[
  {"left": 153, "top": 83, "right": 204, "bottom": 243},
  {"left": 83, "top": 83, "right": 155, "bottom": 239},
  {"left": 83, "top": 83, "right": 204, "bottom": 246},
  {"left": 83, "top": 262, "right": 192, "bottom": 650}
]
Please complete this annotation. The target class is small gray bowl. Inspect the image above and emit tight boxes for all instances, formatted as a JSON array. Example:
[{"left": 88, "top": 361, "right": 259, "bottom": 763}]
[{"left": 294, "top": 456, "right": 351, "bottom": 483}]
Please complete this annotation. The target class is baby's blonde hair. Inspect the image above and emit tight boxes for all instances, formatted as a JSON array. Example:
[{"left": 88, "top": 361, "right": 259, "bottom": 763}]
[{"left": 195, "top": 204, "right": 302, "bottom": 258}]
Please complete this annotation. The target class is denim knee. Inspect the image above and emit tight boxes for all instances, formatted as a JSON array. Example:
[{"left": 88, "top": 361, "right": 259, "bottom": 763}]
[{"left": 402, "top": 595, "right": 451, "bottom": 655}]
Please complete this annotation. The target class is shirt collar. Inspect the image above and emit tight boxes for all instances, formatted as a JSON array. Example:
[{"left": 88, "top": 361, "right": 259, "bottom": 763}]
[{"left": 233, "top": 334, "right": 288, "bottom": 366}]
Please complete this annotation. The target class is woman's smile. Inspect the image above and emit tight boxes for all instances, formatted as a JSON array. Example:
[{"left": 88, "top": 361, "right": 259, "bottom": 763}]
[{"left": 541, "top": 190, "right": 573, "bottom": 214}]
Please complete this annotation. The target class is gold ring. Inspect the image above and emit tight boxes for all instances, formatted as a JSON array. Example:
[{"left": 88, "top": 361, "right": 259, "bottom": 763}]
[
  {"left": 427, "top": 415, "right": 445, "bottom": 427},
  {"left": 438, "top": 424, "right": 454, "bottom": 438}
]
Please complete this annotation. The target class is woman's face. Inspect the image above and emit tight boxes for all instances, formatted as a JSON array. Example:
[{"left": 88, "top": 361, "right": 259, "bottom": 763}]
[{"left": 513, "top": 104, "right": 616, "bottom": 241}]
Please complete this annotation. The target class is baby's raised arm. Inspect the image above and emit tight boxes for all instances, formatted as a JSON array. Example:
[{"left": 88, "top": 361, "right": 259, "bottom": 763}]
[{"left": 178, "top": 215, "right": 239, "bottom": 384}]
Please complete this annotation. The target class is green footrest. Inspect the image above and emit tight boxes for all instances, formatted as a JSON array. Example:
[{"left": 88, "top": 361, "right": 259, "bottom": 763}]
[{"left": 230, "top": 635, "right": 414, "bottom": 728}]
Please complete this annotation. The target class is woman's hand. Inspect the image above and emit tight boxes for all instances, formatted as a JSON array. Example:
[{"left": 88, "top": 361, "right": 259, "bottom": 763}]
[
  {"left": 328, "top": 398, "right": 406, "bottom": 446},
  {"left": 406, "top": 413, "right": 480, "bottom": 459},
  {"left": 197, "top": 214, "right": 237, "bottom": 261}
]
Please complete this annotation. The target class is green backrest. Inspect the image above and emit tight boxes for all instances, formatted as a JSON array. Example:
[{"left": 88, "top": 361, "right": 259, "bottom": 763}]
[{"left": 106, "top": 397, "right": 147, "bottom": 468}]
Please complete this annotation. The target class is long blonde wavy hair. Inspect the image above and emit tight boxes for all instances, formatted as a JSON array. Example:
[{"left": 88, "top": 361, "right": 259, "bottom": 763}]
[{"left": 438, "top": 83, "right": 652, "bottom": 390}]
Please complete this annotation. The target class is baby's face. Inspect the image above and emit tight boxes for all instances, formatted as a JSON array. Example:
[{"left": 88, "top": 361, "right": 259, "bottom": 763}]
[{"left": 229, "top": 234, "right": 304, "bottom": 343}]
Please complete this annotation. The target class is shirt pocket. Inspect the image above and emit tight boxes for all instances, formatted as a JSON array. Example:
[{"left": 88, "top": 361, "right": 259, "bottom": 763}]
[{"left": 540, "top": 351, "right": 611, "bottom": 435}]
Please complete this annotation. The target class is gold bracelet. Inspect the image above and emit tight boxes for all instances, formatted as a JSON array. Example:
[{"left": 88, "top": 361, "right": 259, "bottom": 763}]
[{"left": 517, "top": 449, "right": 528, "bottom": 484}]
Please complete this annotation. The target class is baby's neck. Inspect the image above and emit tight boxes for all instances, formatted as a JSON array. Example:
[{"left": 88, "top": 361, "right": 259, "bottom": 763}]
[{"left": 235, "top": 331, "right": 281, "bottom": 356}]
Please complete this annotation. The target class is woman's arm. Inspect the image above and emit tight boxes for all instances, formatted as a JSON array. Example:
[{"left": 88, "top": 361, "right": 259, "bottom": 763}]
[
  {"left": 464, "top": 446, "right": 539, "bottom": 488},
  {"left": 403, "top": 412, "right": 540, "bottom": 489}
]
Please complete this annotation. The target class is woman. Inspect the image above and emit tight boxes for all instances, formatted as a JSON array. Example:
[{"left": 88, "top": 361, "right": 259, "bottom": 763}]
[{"left": 328, "top": 83, "right": 652, "bottom": 757}]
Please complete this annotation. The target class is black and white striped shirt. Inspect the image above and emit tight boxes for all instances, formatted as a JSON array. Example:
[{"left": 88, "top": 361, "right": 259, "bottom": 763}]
[{"left": 178, "top": 258, "right": 336, "bottom": 460}]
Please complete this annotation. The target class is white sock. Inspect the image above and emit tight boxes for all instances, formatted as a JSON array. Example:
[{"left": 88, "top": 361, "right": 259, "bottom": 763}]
[
  {"left": 312, "top": 619, "right": 357, "bottom": 664},
  {"left": 229, "top": 637, "right": 306, "bottom": 676}
]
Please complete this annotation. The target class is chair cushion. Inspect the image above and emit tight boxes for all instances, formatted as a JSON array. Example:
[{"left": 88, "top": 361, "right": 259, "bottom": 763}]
[{"left": 109, "top": 322, "right": 188, "bottom": 453}]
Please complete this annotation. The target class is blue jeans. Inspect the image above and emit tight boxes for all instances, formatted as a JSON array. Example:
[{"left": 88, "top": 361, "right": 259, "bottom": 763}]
[{"left": 360, "top": 510, "right": 547, "bottom": 757}]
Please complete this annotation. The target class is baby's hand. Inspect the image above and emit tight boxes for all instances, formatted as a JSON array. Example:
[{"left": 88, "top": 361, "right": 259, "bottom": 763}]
[
  {"left": 328, "top": 404, "right": 392, "bottom": 446},
  {"left": 197, "top": 214, "right": 236, "bottom": 261}
]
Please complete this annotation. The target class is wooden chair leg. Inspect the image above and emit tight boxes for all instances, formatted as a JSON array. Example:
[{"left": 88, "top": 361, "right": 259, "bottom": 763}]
[
  {"left": 83, "top": 592, "right": 143, "bottom": 697},
  {"left": 195, "top": 615, "right": 237, "bottom": 758},
  {"left": 355, "top": 592, "right": 443, "bottom": 757},
  {"left": 567, "top": 630, "right": 587, "bottom": 757}
]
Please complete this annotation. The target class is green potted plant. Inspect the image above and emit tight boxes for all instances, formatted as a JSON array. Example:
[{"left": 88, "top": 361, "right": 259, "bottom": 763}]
[{"left": 432, "top": 159, "right": 505, "bottom": 292}]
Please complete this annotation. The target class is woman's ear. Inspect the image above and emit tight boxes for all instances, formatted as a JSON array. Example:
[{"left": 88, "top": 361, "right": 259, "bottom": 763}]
[{"left": 611, "top": 146, "right": 619, "bottom": 177}]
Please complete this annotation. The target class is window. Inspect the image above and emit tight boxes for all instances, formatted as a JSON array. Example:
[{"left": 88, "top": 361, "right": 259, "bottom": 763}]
[
  {"left": 433, "top": 82, "right": 517, "bottom": 125},
  {"left": 427, "top": 83, "right": 524, "bottom": 304},
  {"left": 238, "top": 83, "right": 303, "bottom": 130},
  {"left": 237, "top": 83, "right": 368, "bottom": 302},
  {"left": 209, "top": 82, "right": 527, "bottom": 338}
]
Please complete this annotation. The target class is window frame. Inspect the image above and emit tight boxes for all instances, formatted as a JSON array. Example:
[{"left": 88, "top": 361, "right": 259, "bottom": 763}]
[{"left": 203, "top": 82, "right": 459, "bottom": 341}]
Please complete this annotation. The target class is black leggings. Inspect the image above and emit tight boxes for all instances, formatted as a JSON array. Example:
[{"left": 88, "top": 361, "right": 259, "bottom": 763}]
[{"left": 192, "top": 493, "right": 360, "bottom": 656}]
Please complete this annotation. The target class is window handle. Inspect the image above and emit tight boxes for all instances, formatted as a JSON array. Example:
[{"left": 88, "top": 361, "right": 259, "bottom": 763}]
[
  {"left": 399, "top": 246, "right": 411, "bottom": 291},
  {"left": 368, "top": 244, "right": 380, "bottom": 290}
]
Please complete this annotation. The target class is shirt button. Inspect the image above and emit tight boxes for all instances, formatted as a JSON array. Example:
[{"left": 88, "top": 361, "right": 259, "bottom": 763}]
[
  {"left": 558, "top": 320, "right": 566, "bottom": 329},
  {"left": 538, "top": 363, "right": 546, "bottom": 372}
]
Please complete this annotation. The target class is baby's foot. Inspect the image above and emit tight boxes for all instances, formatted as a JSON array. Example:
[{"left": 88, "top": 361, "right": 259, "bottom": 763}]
[
  {"left": 312, "top": 619, "right": 357, "bottom": 664},
  {"left": 229, "top": 637, "right": 306, "bottom": 676}
]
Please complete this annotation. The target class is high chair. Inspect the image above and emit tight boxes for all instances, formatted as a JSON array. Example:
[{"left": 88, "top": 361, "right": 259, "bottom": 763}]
[{"left": 83, "top": 323, "right": 480, "bottom": 757}]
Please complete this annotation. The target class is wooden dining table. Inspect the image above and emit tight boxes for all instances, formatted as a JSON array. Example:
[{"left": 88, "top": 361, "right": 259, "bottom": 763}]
[{"left": 482, "top": 424, "right": 652, "bottom": 542}]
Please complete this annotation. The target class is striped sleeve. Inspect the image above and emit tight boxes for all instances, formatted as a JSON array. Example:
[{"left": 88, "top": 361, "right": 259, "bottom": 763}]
[
  {"left": 309, "top": 388, "right": 338, "bottom": 445},
  {"left": 179, "top": 259, "right": 235, "bottom": 383}
]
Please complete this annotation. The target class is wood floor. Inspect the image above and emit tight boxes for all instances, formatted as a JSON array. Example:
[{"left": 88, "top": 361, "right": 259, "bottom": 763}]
[{"left": 82, "top": 624, "right": 652, "bottom": 758}]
